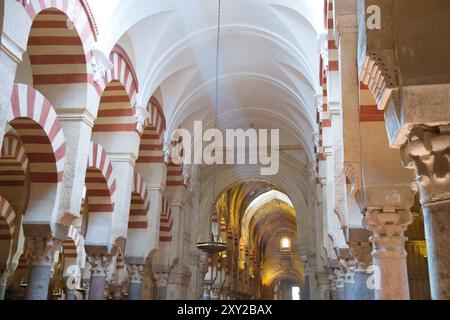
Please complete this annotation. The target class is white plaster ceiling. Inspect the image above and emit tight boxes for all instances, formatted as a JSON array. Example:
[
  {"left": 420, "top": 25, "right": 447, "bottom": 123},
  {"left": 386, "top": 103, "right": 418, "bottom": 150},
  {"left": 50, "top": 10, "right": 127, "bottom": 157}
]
[{"left": 89, "top": 0, "right": 323, "bottom": 158}]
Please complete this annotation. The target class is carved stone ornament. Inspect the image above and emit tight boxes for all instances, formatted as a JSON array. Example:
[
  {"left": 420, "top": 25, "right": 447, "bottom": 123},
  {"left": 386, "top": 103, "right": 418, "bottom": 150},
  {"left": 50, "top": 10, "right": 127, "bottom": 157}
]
[
  {"left": 29, "top": 237, "right": 62, "bottom": 266},
  {"left": 154, "top": 272, "right": 169, "bottom": 287},
  {"left": 401, "top": 125, "right": 450, "bottom": 206},
  {"left": 127, "top": 264, "right": 145, "bottom": 283},
  {"left": 88, "top": 255, "right": 112, "bottom": 277}
]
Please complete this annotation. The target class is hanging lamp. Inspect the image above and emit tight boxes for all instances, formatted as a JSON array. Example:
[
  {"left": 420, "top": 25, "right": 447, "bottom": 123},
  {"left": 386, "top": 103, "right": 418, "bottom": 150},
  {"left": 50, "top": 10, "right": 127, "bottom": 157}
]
[{"left": 197, "top": 0, "right": 227, "bottom": 256}]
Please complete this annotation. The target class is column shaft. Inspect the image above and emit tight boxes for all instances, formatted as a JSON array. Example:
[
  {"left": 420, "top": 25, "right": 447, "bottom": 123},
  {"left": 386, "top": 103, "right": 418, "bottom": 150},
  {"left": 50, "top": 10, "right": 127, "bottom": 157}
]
[
  {"left": 88, "top": 255, "right": 111, "bottom": 301},
  {"left": 25, "top": 238, "right": 59, "bottom": 300},
  {"left": 423, "top": 202, "right": 450, "bottom": 300}
]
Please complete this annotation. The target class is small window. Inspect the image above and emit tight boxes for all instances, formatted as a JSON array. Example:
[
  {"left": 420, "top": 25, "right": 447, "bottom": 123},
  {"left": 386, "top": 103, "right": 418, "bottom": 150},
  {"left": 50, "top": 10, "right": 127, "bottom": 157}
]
[{"left": 280, "top": 237, "right": 291, "bottom": 251}]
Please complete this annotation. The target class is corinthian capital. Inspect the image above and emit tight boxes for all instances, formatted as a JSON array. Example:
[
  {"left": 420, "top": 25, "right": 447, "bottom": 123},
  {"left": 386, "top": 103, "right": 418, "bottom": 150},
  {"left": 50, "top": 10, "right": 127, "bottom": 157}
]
[
  {"left": 401, "top": 125, "right": 450, "bottom": 206},
  {"left": 154, "top": 272, "right": 169, "bottom": 288},
  {"left": 364, "top": 208, "right": 413, "bottom": 259},
  {"left": 28, "top": 237, "right": 61, "bottom": 266},
  {"left": 127, "top": 264, "right": 145, "bottom": 283},
  {"left": 88, "top": 255, "right": 112, "bottom": 277}
]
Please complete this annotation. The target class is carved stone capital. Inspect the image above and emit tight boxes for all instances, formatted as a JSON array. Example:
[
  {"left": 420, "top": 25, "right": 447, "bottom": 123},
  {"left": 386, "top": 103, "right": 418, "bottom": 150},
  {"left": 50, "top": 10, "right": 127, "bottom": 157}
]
[
  {"left": 348, "top": 228, "right": 373, "bottom": 270},
  {"left": 28, "top": 237, "right": 61, "bottom": 266},
  {"left": 154, "top": 272, "right": 169, "bottom": 288},
  {"left": 135, "top": 106, "right": 151, "bottom": 134},
  {"left": 401, "top": 125, "right": 450, "bottom": 206},
  {"left": 88, "top": 255, "right": 112, "bottom": 277},
  {"left": 349, "top": 242, "right": 372, "bottom": 270},
  {"left": 364, "top": 208, "right": 413, "bottom": 259},
  {"left": 127, "top": 264, "right": 145, "bottom": 284},
  {"left": 330, "top": 268, "right": 345, "bottom": 290}
]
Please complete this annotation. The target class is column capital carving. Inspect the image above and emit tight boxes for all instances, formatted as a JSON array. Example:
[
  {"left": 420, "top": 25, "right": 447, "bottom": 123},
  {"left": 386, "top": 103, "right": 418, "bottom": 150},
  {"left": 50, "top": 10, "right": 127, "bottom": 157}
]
[
  {"left": 28, "top": 237, "right": 62, "bottom": 266},
  {"left": 364, "top": 209, "right": 413, "bottom": 259},
  {"left": 88, "top": 254, "right": 112, "bottom": 277},
  {"left": 401, "top": 125, "right": 450, "bottom": 207},
  {"left": 349, "top": 241, "right": 372, "bottom": 270},
  {"left": 364, "top": 184, "right": 417, "bottom": 210},
  {"left": 127, "top": 264, "right": 145, "bottom": 284},
  {"left": 153, "top": 272, "right": 169, "bottom": 288}
]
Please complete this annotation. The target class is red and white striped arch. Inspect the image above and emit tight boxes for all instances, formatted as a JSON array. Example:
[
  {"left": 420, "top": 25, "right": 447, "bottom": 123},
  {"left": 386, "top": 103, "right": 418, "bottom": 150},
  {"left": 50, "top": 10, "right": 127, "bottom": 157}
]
[
  {"left": 128, "top": 173, "right": 150, "bottom": 230},
  {"left": 18, "top": 0, "right": 98, "bottom": 86},
  {"left": 62, "top": 225, "right": 85, "bottom": 270},
  {"left": 95, "top": 46, "right": 139, "bottom": 102},
  {"left": 85, "top": 142, "right": 116, "bottom": 214},
  {"left": 10, "top": 83, "right": 66, "bottom": 183},
  {"left": 159, "top": 197, "right": 173, "bottom": 243},
  {"left": 92, "top": 47, "right": 140, "bottom": 135},
  {"left": 166, "top": 163, "right": 185, "bottom": 188},
  {"left": 0, "top": 197, "right": 16, "bottom": 242},
  {"left": 0, "top": 134, "right": 29, "bottom": 188},
  {"left": 137, "top": 97, "right": 166, "bottom": 164}
]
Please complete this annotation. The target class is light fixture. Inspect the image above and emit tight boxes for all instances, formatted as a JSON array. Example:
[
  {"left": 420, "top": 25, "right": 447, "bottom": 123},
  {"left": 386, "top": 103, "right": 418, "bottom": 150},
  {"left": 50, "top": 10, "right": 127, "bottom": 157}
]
[{"left": 197, "top": 0, "right": 227, "bottom": 256}]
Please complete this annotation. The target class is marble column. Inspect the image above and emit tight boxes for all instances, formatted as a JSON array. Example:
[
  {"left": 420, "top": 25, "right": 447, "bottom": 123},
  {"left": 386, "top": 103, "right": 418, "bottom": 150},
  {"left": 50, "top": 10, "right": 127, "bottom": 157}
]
[
  {"left": 401, "top": 126, "right": 450, "bottom": 300},
  {"left": 300, "top": 257, "right": 311, "bottom": 300},
  {"left": 154, "top": 272, "right": 169, "bottom": 300},
  {"left": 334, "top": 269, "right": 345, "bottom": 300},
  {"left": 88, "top": 255, "right": 111, "bottom": 300},
  {"left": 0, "top": 269, "right": 12, "bottom": 300},
  {"left": 127, "top": 264, "right": 144, "bottom": 300},
  {"left": 364, "top": 209, "right": 413, "bottom": 300},
  {"left": 353, "top": 271, "right": 374, "bottom": 300},
  {"left": 82, "top": 279, "right": 90, "bottom": 300},
  {"left": 315, "top": 271, "right": 331, "bottom": 300},
  {"left": 113, "top": 285, "right": 123, "bottom": 301},
  {"left": 25, "top": 238, "right": 60, "bottom": 300}
]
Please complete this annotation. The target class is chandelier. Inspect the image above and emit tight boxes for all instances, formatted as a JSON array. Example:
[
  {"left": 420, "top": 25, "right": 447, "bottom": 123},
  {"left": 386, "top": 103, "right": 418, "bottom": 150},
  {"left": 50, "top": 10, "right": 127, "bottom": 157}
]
[{"left": 197, "top": 0, "right": 227, "bottom": 256}]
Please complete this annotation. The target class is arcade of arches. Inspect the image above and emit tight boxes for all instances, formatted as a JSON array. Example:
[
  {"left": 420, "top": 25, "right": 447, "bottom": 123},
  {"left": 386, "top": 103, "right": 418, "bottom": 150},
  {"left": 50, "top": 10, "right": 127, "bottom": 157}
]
[{"left": 0, "top": 0, "right": 449, "bottom": 300}]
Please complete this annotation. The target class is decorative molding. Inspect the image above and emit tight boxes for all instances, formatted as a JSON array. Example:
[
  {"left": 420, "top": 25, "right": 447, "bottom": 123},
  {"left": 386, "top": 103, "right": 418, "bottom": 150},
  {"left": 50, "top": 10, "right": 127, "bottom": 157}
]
[
  {"left": 135, "top": 106, "right": 151, "bottom": 134},
  {"left": 359, "top": 54, "right": 397, "bottom": 111},
  {"left": 344, "top": 162, "right": 362, "bottom": 197},
  {"left": 91, "top": 49, "right": 113, "bottom": 85}
]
